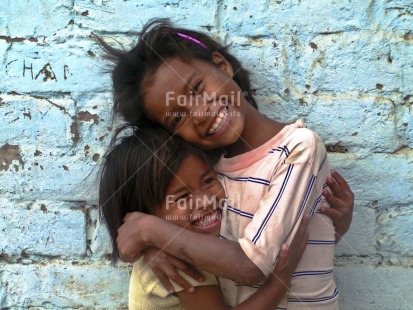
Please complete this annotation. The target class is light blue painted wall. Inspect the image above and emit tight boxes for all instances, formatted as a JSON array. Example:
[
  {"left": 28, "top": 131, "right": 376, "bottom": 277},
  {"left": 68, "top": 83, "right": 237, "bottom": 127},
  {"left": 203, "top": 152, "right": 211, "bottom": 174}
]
[{"left": 0, "top": 0, "right": 412, "bottom": 309}]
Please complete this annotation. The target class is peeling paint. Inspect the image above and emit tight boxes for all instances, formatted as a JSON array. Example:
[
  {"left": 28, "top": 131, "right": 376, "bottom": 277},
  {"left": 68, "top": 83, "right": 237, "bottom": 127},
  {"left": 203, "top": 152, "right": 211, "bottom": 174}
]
[
  {"left": 0, "top": 36, "right": 37, "bottom": 43},
  {"left": 87, "top": 50, "right": 96, "bottom": 57},
  {"left": 0, "top": 0, "right": 412, "bottom": 309},
  {"left": 92, "top": 154, "right": 100, "bottom": 162},
  {"left": 326, "top": 144, "right": 348, "bottom": 153},
  {"left": 70, "top": 117, "right": 80, "bottom": 143},
  {"left": 310, "top": 42, "right": 318, "bottom": 50},
  {"left": 78, "top": 111, "right": 99, "bottom": 124},
  {"left": 0, "top": 144, "right": 25, "bottom": 171}
]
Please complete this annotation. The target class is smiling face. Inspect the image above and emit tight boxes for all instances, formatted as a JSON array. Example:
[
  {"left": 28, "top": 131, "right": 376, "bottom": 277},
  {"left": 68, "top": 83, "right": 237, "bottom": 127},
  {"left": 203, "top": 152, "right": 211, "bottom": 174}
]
[
  {"left": 143, "top": 55, "right": 250, "bottom": 150},
  {"left": 155, "top": 154, "right": 224, "bottom": 236}
]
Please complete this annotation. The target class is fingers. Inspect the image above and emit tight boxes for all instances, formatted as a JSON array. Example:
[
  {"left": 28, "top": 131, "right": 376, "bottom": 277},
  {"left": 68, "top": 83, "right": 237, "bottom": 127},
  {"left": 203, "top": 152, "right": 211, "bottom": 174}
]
[
  {"left": 273, "top": 217, "right": 310, "bottom": 281},
  {"left": 163, "top": 268, "right": 195, "bottom": 293},
  {"left": 318, "top": 205, "right": 340, "bottom": 220},
  {"left": 164, "top": 257, "right": 201, "bottom": 292},
  {"left": 279, "top": 243, "right": 289, "bottom": 258},
  {"left": 323, "top": 170, "right": 354, "bottom": 215},
  {"left": 122, "top": 211, "right": 142, "bottom": 223},
  {"left": 117, "top": 228, "right": 141, "bottom": 263},
  {"left": 298, "top": 215, "right": 310, "bottom": 237},
  {"left": 321, "top": 188, "right": 340, "bottom": 208},
  {"left": 330, "top": 170, "right": 352, "bottom": 192},
  {"left": 123, "top": 212, "right": 133, "bottom": 222},
  {"left": 152, "top": 268, "right": 176, "bottom": 294},
  {"left": 118, "top": 249, "right": 140, "bottom": 263},
  {"left": 272, "top": 243, "right": 289, "bottom": 276},
  {"left": 276, "top": 243, "right": 289, "bottom": 266},
  {"left": 290, "top": 215, "right": 310, "bottom": 252},
  {"left": 171, "top": 258, "right": 204, "bottom": 282},
  {"left": 119, "top": 248, "right": 141, "bottom": 262},
  {"left": 325, "top": 176, "right": 343, "bottom": 198},
  {"left": 144, "top": 249, "right": 197, "bottom": 293}
]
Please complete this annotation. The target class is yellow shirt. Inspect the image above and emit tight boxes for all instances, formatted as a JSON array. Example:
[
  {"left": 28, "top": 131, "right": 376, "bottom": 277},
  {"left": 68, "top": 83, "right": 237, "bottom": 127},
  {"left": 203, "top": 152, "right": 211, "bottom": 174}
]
[{"left": 129, "top": 258, "right": 218, "bottom": 309}]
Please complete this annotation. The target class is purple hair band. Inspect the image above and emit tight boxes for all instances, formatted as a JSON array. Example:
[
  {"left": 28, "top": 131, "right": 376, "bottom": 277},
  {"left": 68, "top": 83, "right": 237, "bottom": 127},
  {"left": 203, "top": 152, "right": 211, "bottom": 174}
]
[{"left": 176, "top": 32, "right": 207, "bottom": 49}]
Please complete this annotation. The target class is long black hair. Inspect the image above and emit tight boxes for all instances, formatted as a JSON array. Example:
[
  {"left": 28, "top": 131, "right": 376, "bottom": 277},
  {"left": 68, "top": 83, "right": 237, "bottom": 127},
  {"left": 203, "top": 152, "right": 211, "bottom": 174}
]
[
  {"left": 97, "top": 18, "right": 258, "bottom": 126},
  {"left": 99, "top": 124, "right": 212, "bottom": 264}
]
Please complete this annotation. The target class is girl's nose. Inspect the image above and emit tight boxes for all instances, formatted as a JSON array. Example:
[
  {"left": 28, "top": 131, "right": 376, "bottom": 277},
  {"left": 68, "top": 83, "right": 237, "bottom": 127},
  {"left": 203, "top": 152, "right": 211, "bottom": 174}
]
[
  {"left": 192, "top": 192, "right": 217, "bottom": 210},
  {"left": 190, "top": 99, "right": 209, "bottom": 123}
]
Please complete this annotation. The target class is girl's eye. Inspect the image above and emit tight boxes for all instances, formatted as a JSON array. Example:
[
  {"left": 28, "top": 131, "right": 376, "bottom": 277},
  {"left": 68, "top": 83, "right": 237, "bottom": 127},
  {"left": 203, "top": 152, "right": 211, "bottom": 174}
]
[
  {"left": 175, "top": 193, "right": 191, "bottom": 202},
  {"left": 172, "top": 113, "right": 184, "bottom": 129},
  {"left": 203, "top": 175, "right": 216, "bottom": 185},
  {"left": 190, "top": 80, "right": 202, "bottom": 95}
]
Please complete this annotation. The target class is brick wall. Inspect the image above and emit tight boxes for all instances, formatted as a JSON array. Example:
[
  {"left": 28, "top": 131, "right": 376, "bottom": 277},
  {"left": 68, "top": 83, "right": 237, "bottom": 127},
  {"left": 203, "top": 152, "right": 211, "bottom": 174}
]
[{"left": 0, "top": 0, "right": 412, "bottom": 309}]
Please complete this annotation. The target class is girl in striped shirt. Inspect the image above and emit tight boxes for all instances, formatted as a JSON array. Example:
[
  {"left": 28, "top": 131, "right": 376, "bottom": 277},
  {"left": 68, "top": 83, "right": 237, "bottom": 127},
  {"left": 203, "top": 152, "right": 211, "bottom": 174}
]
[
  {"left": 100, "top": 125, "right": 309, "bottom": 309},
  {"left": 101, "top": 18, "right": 354, "bottom": 309}
]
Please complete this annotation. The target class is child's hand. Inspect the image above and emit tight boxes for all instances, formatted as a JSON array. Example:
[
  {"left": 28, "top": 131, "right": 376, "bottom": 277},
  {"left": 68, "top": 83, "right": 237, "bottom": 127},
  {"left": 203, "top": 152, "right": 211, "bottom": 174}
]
[
  {"left": 117, "top": 211, "right": 154, "bottom": 262},
  {"left": 143, "top": 247, "right": 205, "bottom": 293},
  {"left": 268, "top": 215, "right": 310, "bottom": 287},
  {"left": 319, "top": 170, "right": 354, "bottom": 243}
]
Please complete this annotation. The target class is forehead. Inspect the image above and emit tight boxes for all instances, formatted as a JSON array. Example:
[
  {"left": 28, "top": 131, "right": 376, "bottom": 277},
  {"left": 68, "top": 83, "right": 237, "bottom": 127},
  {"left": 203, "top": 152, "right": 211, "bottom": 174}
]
[
  {"left": 147, "top": 57, "right": 194, "bottom": 91},
  {"left": 143, "top": 57, "right": 202, "bottom": 121},
  {"left": 175, "top": 153, "right": 210, "bottom": 179},
  {"left": 166, "top": 154, "right": 209, "bottom": 188}
]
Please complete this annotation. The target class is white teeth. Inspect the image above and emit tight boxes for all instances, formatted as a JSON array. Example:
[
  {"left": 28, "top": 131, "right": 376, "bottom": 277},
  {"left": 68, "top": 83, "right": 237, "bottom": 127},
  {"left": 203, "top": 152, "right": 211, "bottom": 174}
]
[
  {"left": 208, "top": 108, "right": 228, "bottom": 135},
  {"left": 194, "top": 212, "right": 219, "bottom": 227}
]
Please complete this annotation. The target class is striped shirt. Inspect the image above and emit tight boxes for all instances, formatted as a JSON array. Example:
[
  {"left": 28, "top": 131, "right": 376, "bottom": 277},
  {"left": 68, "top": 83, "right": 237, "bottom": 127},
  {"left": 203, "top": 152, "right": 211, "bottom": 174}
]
[{"left": 215, "top": 119, "right": 338, "bottom": 309}]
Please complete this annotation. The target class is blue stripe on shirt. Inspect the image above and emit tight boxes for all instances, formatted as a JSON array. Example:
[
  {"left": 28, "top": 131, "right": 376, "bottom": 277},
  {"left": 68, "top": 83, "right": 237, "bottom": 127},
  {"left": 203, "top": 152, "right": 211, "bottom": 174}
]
[
  {"left": 283, "top": 175, "right": 316, "bottom": 243},
  {"left": 310, "top": 194, "right": 322, "bottom": 216},
  {"left": 292, "top": 270, "right": 333, "bottom": 277},
  {"left": 270, "top": 146, "right": 290, "bottom": 157},
  {"left": 219, "top": 173, "right": 270, "bottom": 186},
  {"left": 234, "top": 282, "right": 262, "bottom": 289},
  {"left": 252, "top": 164, "right": 294, "bottom": 244},
  {"left": 227, "top": 205, "right": 254, "bottom": 219},
  {"left": 269, "top": 146, "right": 290, "bottom": 165},
  {"left": 307, "top": 240, "right": 335, "bottom": 245},
  {"left": 288, "top": 288, "right": 339, "bottom": 303},
  {"left": 318, "top": 153, "right": 327, "bottom": 172}
]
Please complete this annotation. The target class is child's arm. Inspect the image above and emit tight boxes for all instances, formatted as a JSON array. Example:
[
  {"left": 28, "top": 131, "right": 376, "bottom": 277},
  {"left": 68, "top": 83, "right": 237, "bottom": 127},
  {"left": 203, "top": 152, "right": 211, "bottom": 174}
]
[
  {"left": 177, "top": 216, "right": 309, "bottom": 310},
  {"left": 117, "top": 213, "right": 265, "bottom": 284},
  {"left": 319, "top": 170, "right": 354, "bottom": 243},
  {"left": 117, "top": 131, "right": 334, "bottom": 283},
  {"left": 177, "top": 246, "right": 293, "bottom": 310},
  {"left": 140, "top": 170, "right": 353, "bottom": 292}
]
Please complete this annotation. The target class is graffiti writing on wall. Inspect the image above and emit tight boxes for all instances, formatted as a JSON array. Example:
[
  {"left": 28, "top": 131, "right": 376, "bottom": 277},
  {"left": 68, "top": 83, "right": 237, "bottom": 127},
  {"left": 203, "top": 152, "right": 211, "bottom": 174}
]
[{"left": 6, "top": 59, "right": 72, "bottom": 82}]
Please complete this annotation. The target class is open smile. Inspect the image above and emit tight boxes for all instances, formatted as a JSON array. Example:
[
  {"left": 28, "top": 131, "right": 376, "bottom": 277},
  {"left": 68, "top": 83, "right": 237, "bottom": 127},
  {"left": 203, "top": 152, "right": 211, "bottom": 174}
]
[
  {"left": 191, "top": 209, "right": 222, "bottom": 230},
  {"left": 207, "top": 106, "right": 230, "bottom": 136}
]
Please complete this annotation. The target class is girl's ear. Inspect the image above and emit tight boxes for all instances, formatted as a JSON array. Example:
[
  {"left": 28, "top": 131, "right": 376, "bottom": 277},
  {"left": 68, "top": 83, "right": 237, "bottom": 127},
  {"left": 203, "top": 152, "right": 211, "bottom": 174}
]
[{"left": 212, "top": 52, "right": 234, "bottom": 77}]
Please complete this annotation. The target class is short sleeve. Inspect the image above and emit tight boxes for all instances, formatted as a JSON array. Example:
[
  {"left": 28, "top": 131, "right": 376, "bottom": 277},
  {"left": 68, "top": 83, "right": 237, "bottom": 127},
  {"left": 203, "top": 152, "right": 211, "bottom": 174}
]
[{"left": 239, "top": 129, "right": 330, "bottom": 276}]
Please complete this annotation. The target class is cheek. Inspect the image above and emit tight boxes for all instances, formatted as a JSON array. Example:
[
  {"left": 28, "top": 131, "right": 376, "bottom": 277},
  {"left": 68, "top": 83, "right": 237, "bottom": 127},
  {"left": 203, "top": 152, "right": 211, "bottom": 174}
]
[{"left": 163, "top": 212, "right": 191, "bottom": 228}]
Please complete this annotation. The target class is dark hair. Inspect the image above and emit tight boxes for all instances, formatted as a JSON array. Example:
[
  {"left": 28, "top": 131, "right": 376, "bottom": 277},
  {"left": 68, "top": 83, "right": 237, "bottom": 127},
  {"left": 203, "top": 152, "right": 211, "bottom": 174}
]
[
  {"left": 97, "top": 18, "right": 258, "bottom": 125},
  {"left": 99, "top": 124, "right": 212, "bottom": 264}
]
